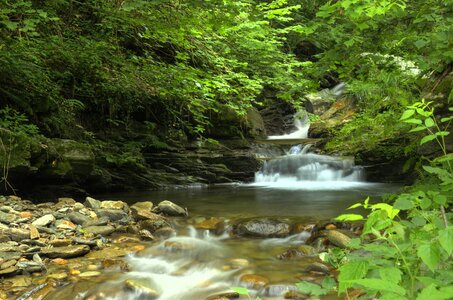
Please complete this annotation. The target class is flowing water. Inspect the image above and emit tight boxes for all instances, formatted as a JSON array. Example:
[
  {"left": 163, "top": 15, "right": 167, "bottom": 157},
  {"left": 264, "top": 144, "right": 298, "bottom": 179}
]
[{"left": 42, "top": 117, "right": 399, "bottom": 300}]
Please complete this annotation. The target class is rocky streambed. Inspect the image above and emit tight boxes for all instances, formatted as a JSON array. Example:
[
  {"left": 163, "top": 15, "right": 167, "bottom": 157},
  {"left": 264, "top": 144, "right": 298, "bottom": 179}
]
[{"left": 0, "top": 194, "right": 361, "bottom": 300}]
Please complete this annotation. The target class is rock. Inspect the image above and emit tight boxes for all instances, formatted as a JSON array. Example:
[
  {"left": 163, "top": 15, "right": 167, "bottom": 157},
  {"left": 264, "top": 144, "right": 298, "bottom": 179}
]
[
  {"left": 277, "top": 249, "right": 305, "bottom": 260},
  {"left": 50, "top": 258, "right": 68, "bottom": 265},
  {"left": 153, "top": 200, "right": 187, "bottom": 217},
  {"left": 18, "top": 211, "right": 33, "bottom": 219},
  {"left": 16, "top": 260, "right": 45, "bottom": 273},
  {"left": 298, "top": 245, "right": 317, "bottom": 256},
  {"left": 304, "top": 262, "right": 330, "bottom": 275},
  {"left": 95, "top": 209, "right": 128, "bottom": 222},
  {"left": 0, "top": 251, "right": 21, "bottom": 261},
  {"left": 130, "top": 201, "right": 158, "bottom": 220},
  {"left": 0, "top": 211, "right": 17, "bottom": 224},
  {"left": 124, "top": 279, "right": 159, "bottom": 299},
  {"left": 100, "top": 200, "right": 129, "bottom": 212},
  {"left": 83, "top": 225, "right": 115, "bottom": 236},
  {"left": 83, "top": 216, "right": 109, "bottom": 227},
  {"left": 56, "top": 219, "right": 77, "bottom": 230},
  {"left": 29, "top": 224, "right": 40, "bottom": 240},
  {"left": 0, "top": 234, "right": 10, "bottom": 243},
  {"left": 194, "top": 217, "right": 222, "bottom": 230},
  {"left": 206, "top": 291, "right": 240, "bottom": 300},
  {"left": 85, "top": 247, "right": 131, "bottom": 259},
  {"left": 47, "top": 272, "right": 68, "bottom": 280},
  {"left": 138, "top": 219, "right": 170, "bottom": 233},
  {"left": 32, "top": 214, "right": 56, "bottom": 227},
  {"left": 79, "top": 271, "right": 101, "bottom": 278},
  {"left": 84, "top": 197, "right": 101, "bottom": 209},
  {"left": 153, "top": 227, "right": 176, "bottom": 239},
  {"left": 326, "top": 230, "right": 352, "bottom": 248},
  {"left": 235, "top": 218, "right": 291, "bottom": 238},
  {"left": 263, "top": 285, "right": 297, "bottom": 297},
  {"left": 40, "top": 245, "right": 90, "bottom": 258},
  {"left": 49, "top": 239, "right": 72, "bottom": 247},
  {"left": 56, "top": 197, "right": 77, "bottom": 207},
  {"left": 72, "top": 237, "right": 97, "bottom": 247},
  {"left": 1, "top": 259, "right": 17, "bottom": 269},
  {"left": 239, "top": 274, "right": 269, "bottom": 289},
  {"left": 229, "top": 258, "right": 249, "bottom": 269},
  {"left": 139, "top": 229, "right": 155, "bottom": 241},
  {"left": 8, "top": 275, "right": 32, "bottom": 287},
  {"left": 0, "top": 266, "right": 18, "bottom": 276},
  {"left": 68, "top": 212, "right": 91, "bottom": 225}
]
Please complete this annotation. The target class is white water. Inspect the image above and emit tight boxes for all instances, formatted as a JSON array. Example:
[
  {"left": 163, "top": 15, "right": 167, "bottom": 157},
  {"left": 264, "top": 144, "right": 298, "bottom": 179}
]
[{"left": 267, "top": 114, "right": 310, "bottom": 140}]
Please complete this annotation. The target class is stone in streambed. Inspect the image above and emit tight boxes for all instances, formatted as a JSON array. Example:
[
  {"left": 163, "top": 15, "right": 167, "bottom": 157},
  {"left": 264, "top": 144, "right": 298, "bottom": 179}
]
[
  {"left": 124, "top": 279, "right": 159, "bottom": 299},
  {"left": 83, "top": 225, "right": 115, "bottom": 236},
  {"left": 29, "top": 224, "right": 40, "bottom": 240},
  {"left": 239, "top": 274, "right": 269, "bottom": 289},
  {"left": 0, "top": 211, "right": 17, "bottom": 224},
  {"left": 130, "top": 201, "right": 156, "bottom": 220},
  {"left": 206, "top": 291, "right": 240, "bottom": 300},
  {"left": 41, "top": 245, "right": 90, "bottom": 258},
  {"left": 8, "top": 228, "right": 30, "bottom": 242},
  {"left": 235, "top": 218, "right": 291, "bottom": 238},
  {"left": 304, "top": 262, "right": 330, "bottom": 275},
  {"left": 153, "top": 200, "right": 187, "bottom": 217},
  {"left": 326, "top": 230, "right": 352, "bottom": 248},
  {"left": 100, "top": 200, "right": 129, "bottom": 212},
  {"left": 68, "top": 212, "right": 91, "bottom": 225},
  {"left": 95, "top": 209, "right": 128, "bottom": 222},
  {"left": 84, "top": 197, "right": 101, "bottom": 209},
  {"left": 32, "top": 214, "right": 56, "bottom": 227},
  {"left": 0, "top": 251, "right": 21, "bottom": 261},
  {"left": 194, "top": 217, "right": 222, "bottom": 230},
  {"left": 0, "top": 266, "right": 18, "bottom": 276}
]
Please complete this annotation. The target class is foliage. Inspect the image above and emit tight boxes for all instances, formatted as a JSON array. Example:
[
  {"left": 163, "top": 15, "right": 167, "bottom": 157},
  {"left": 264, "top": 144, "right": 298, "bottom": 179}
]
[{"left": 333, "top": 102, "right": 453, "bottom": 299}]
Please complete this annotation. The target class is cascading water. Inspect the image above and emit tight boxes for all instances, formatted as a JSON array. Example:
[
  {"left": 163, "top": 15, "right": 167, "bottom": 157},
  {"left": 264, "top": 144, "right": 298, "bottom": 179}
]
[{"left": 267, "top": 113, "right": 310, "bottom": 140}]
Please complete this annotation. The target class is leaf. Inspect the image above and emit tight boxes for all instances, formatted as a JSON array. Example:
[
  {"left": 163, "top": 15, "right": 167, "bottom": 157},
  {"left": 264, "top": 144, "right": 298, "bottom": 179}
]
[
  {"left": 424, "top": 118, "right": 435, "bottom": 127},
  {"left": 379, "top": 267, "right": 402, "bottom": 283},
  {"left": 441, "top": 116, "right": 453, "bottom": 122},
  {"left": 417, "top": 243, "right": 440, "bottom": 272},
  {"left": 345, "top": 278, "right": 405, "bottom": 295},
  {"left": 420, "top": 134, "right": 437, "bottom": 145},
  {"left": 296, "top": 281, "right": 328, "bottom": 296},
  {"left": 321, "top": 276, "right": 336, "bottom": 290},
  {"left": 420, "top": 197, "right": 431, "bottom": 209},
  {"left": 394, "top": 197, "right": 414, "bottom": 210},
  {"left": 404, "top": 119, "right": 423, "bottom": 125},
  {"left": 230, "top": 287, "right": 249, "bottom": 295},
  {"left": 417, "top": 284, "right": 453, "bottom": 300},
  {"left": 439, "top": 227, "right": 453, "bottom": 255},
  {"left": 338, "top": 261, "right": 369, "bottom": 293},
  {"left": 347, "top": 203, "right": 362, "bottom": 209},
  {"left": 400, "top": 109, "right": 415, "bottom": 120},
  {"left": 335, "top": 214, "right": 364, "bottom": 221},
  {"left": 409, "top": 126, "right": 426, "bottom": 132}
]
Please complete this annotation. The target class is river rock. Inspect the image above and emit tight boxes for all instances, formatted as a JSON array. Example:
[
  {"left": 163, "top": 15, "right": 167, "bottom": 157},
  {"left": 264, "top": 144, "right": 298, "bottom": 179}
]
[
  {"left": 49, "top": 239, "right": 72, "bottom": 247},
  {"left": 304, "top": 262, "right": 330, "bottom": 274},
  {"left": 0, "top": 265, "right": 18, "bottom": 276},
  {"left": 8, "top": 228, "right": 30, "bottom": 242},
  {"left": 130, "top": 201, "right": 157, "bottom": 220},
  {"left": 124, "top": 279, "right": 159, "bottom": 299},
  {"left": 1, "top": 259, "right": 17, "bottom": 269},
  {"left": 83, "top": 216, "right": 109, "bottom": 227},
  {"left": 56, "top": 219, "right": 77, "bottom": 230},
  {"left": 153, "top": 200, "right": 187, "bottom": 217},
  {"left": 100, "top": 200, "right": 129, "bottom": 212},
  {"left": 235, "top": 218, "right": 291, "bottom": 238},
  {"left": 28, "top": 224, "right": 40, "bottom": 240},
  {"left": 239, "top": 274, "right": 269, "bottom": 289},
  {"left": 263, "top": 285, "right": 297, "bottom": 297},
  {"left": 194, "top": 217, "right": 222, "bottom": 230},
  {"left": 277, "top": 249, "right": 306, "bottom": 260},
  {"left": 68, "top": 212, "right": 91, "bottom": 225},
  {"left": 206, "top": 291, "right": 240, "bottom": 300},
  {"left": 153, "top": 227, "right": 176, "bottom": 239},
  {"left": 95, "top": 209, "right": 128, "bottom": 222},
  {"left": 41, "top": 245, "right": 90, "bottom": 258},
  {"left": 84, "top": 197, "right": 101, "bottom": 209},
  {"left": 326, "top": 230, "right": 352, "bottom": 248},
  {"left": 32, "top": 214, "right": 56, "bottom": 227},
  {"left": 0, "top": 211, "right": 17, "bottom": 224},
  {"left": 138, "top": 218, "right": 170, "bottom": 232},
  {"left": 83, "top": 225, "right": 115, "bottom": 236},
  {"left": 0, "top": 233, "right": 10, "bottom": 242}
]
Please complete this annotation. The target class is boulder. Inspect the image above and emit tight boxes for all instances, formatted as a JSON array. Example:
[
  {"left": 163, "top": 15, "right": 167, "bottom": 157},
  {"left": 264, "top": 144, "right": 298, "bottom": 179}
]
[
  {"left": 130, "top": 201, "right": 156, "bottom": 220},
  {"left": 239, "top": 274, "right": 269, "bottom": 289},
  {"left": 326, "top": 230, "right": 352, "bottom": 248},
  {"left": 235, "top": 218, "right": 291, "bottom": 238},
  {"left": 68, "top": 212, "right": 91, "bottom": 225},
  {"left": 153, "top": 200, "right": 187, "bottom": 217},
  {"left": 84, "top": 197, "right": 101, "bottom": 209},
  {"left": 100, "top": 200, "right": 129, "bottom": 212},
  {"left": 83, "top": 225, "right": 115, "bottom": 236},
  {"left": 95, "top": 209, "right": 128, "bottom": 222},
  {"left": 40, "top": 245, "right": 90, "bottom": 258},
  {"left": 32, "top": 214, "right": 56, "bottom": 227},
  {"left": 138, "top": 219, "right": 170, "bottom": 233}
]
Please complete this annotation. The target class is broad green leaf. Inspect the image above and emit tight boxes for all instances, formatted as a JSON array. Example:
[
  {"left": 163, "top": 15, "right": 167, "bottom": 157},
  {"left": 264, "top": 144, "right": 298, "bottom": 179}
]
[
  {"left": 345, "top": 278, "right": 405, "bottom": 295},
  {"left": 417, "top": 284, "right": 453, "bottom": 300},
  {"left": 417, "top": 243, "right": 440, "bottom": 272},
  {"left": 335, "top": 214, "right": 364, "bottom": 221},
  {"left": 433, "top": 194, "right": 447, "bottom": 206},
  {"left": 441, "top": 116, "right": 453, "bottom": 122},
  {"left": 296, "top": 281, "right": 328, "bottom": 296},
  {"left": 321, "top": 276, "right": 336, "bottom": 290},
  {"left": 420, "top": 197, "right": 431, "bottom": 209},
  {"left": 380, "top": 292, "right": 407, "bottom": 300},
  {"left": 424, "top": 118, "right": 435, "bottom": 127},
  {"left": 420, "top": 134, "right": 437, "bottom": 145},
  {"left": 230, "top": 287, "right": 249, "bottom": 295},
  {"left": 404, "top": 119, "right": 423, "bottom": 125},
  {"left": 347, "top": 203, "right": 362, "bottom": 209},
  {"left": 379, "top": 267, "right": 402, "bottom": 283},
  {"left": 394, "top": 197, "right": 414, "bottom": 210},
  {"left": 338, "top": 261, "right": 369, "bottom": 293},
  {"left": 439, "top": 227, "right": 453, "bottom": 255},
  {"left": 400, "top": 109, "right": 415, "bottom": 120},
  {"left": 409, "top": 126, "right": 426, "bottom": 132}
]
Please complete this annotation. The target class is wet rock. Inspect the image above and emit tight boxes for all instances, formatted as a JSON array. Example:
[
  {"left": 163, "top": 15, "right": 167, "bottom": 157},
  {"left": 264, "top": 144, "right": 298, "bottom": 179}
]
[
  {"left": 95, "top": 209, "right": 128, "bottom": 222},
  {"left": 16, "top": 260, "right": 45, "bottom": 273},
  {"left": 139, "top": 229, "right": 155, "bottom": 241},
  {"left": 326, "top": 230, "right": 352, "bottom": 248},
  {"left": 298, "top": 245, "right": 317, "bottom": 256},
  {"left": 130, "top": 201, "right": 158, "bottom": 220},
  {"left": 32, "top": 214, "right": 56, "bottom": 227},
  {"left": 235, "top": 218, "right": 291, "bottom": 238},
  {"left": 55, "top": 219, "right": 77, "bottom": 230},
  {"left": 0, "top": 233, "right": 10, "bottom": 243},
  {"left": 41, "top": 245, "right": 90, "bottom": 258},
  {"left": 79, "top": 271, "right": 101, "bottom": 278},
  {"left": 7, "top": 275, "right": 32, "bottom": 287},
  {"left": 1, "top": 259, "right": 17, "bottom": 269},
  {"left": 49, "top": 239, "right": 72, "bottom": 247},
  {"left": 47, "top": 272, "right": 68, "bottom": 280},
  {"left": 277, "top": 249, "right": 306, "bottom": 260},
  {"left": 0, "top": 211, "right": 17, "bottom": 224},
  {"left": 83, "top": 216, "right": 109, "bottom": 227},
  {"left": 72, "top": 237, "right": 97, "bottom": 247},
  {"left": 153, "top": 200, "right": 187, "bottom": 217},
  {"left": 263, "top": 285, "right": 297, "bottom": 297},
  {"left": 19, "top": 211, "right": 33, "bottom": 219},
  {"left": 84, "top": 197, "right": 101, "bottom": 209},
  {"left": 153, "top": 227, "right": 176, "bottom": 239},
  {"left": 194, "top": 217, "right": 222, "bottom": 230},
  {"left": 100, "top": 200, "right": 129, "bottom": 212},
  {"left": 8, "top": 228, "right": 30, "bottom": 242},
  {"left": 56, "top": 197, "right": 77, "bottom": 207},
  {"left": 304, "top": 262, "right": 330, "bottom": 275},
  {"left": 29, "top": 224, "right": 40, "bottom": 240},
  {"left": 0, "top": 265, "right": 18, "bottom": 276},
  {"left": 83, "top": 225, "right": 115, "bottom": 236},
  {"left": 124, "top": 279, "right": 159, "bottom": 299},
  {"left": 239, "top": 274, "right": 269, "bottom": 289},
  {"left": 85, "top": 247, "right": 131, "bottom": 259},
  {"left": 0, "top": 251, "right": 21, "bottom": 261},
  {"left": 68, "top": 212, "right": 91, "bottom": 225},
  {"left": 35, "top": 226, "right": 56, "bottom": 235},
  {"left": 229, "top": 258, "right": 249, "bottom": 269},
  {"left": 206, "top": 291, "right": 240, "bottom": 300},
  {"left": 138, "top": 218, "right": 170, "bottom": 233}
]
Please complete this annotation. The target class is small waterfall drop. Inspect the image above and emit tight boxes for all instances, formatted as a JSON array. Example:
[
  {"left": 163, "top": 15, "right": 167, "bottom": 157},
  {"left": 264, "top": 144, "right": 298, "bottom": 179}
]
[{"left": 267, "top": 112, "right": 310, "bottom": 140}]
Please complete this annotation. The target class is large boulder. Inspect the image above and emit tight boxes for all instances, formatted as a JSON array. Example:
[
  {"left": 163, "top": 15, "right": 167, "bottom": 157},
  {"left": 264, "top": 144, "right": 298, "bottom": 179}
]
[{"left": 153, "top": 200, "right": 187, "bottom": 217}]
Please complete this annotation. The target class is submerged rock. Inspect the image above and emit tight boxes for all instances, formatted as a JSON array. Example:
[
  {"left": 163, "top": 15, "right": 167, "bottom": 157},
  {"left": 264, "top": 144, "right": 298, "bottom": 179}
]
[
  {"left": 239, "top": 274, "right": 270, "bottom": 289},
  {"left": 124, "top": 279, "right": 159, "bottom": 299},
  {"left": 41, "top": 245, "right": 90, "bottom": 258},
  {"left": 235, "top": 218, "right": 291, "bottom": 238},
  {"left": 83, "top": 225, "right": 115, "bottom": 236}
]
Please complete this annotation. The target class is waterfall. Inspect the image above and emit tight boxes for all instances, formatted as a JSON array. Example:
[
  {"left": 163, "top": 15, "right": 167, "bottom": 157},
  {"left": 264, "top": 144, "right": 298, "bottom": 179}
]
[{"left": 267, "top": 112, "right": 310, "bottom": 140}]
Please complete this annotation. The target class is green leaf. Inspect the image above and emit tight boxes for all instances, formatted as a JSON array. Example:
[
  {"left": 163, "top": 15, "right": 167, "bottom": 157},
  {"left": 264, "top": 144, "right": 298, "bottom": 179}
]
[
  {"left": 296, "top": 281, "right": 328, "bottom": 296},
  {"left": 424, "top": 118, "right": 435, "bottom": 127},
  {"left": 409, "top": 126, "right": 426, "bottom": 132},
  {"left": 335, "top": 214, "right": 364, "bottom": 221},
  {"left": 417, "top": 284, "right": 453, "bottom": 300},
  {"left": 420, "top": 197, "right": 431, "bottom": 209},
  {"left": 230, "top": 287, "right": 249, "bottom": 295},
  {"left": 400, "top": 109, "right": 415, "bottom": 120},
  {"left": 347, "top": 203, "right": 362, "bottom": 209},
  {"left": 417, "top": 243, "right": 440, "bottom": 272},
  {"left": 321, "top": 276, "right": 336, "bottom": 290},
  {"left": 420, "top": 134, "right": 437, "bottom": 145},
  {"left": 379, "top": 267, "right": 402, "bottom": 284},
  {"left": 394, "top": 197, "right": 414, "bottom": 210},
  {"left": 440, "top": 116, "right": 453, "bottom": 123},
  {"left": 345, "top": 278, "right": 405, "bottom": 295},
  {"left": 439, "top": 227, "right": 453, "bottom": 255},
  {"left": 338, "top": 261, "right": 369, "bottom": 293},
  {"left": 404, "top": 119, "right": 423, "bottom": 125}
]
